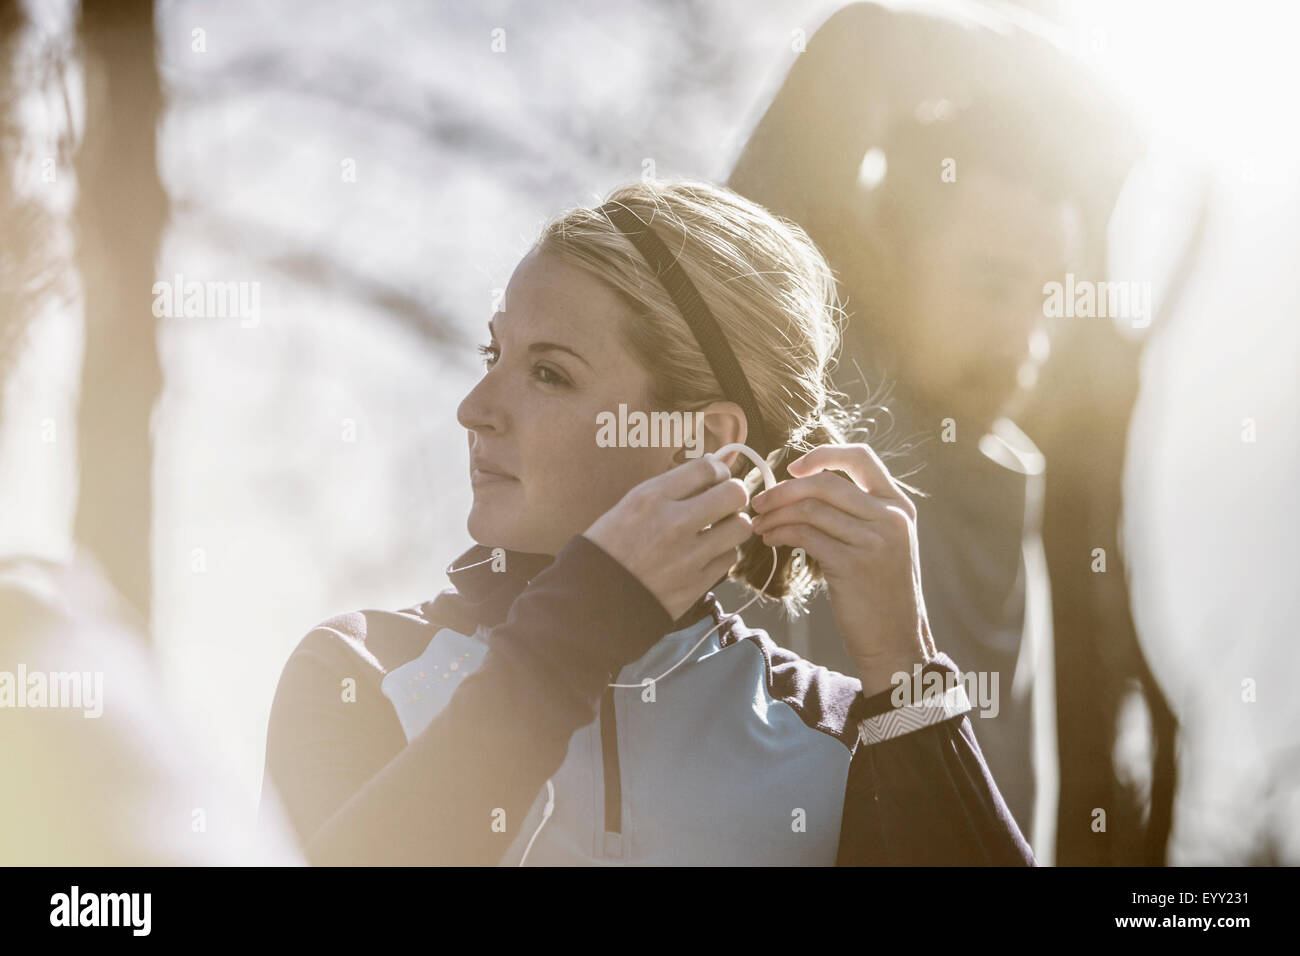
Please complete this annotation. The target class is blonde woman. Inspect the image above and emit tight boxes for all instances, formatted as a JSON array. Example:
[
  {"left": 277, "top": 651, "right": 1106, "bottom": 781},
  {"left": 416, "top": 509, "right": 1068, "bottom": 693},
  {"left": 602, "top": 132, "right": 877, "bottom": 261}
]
[{"left": 261, "top": 180, "right": 1034, "bottom": 866}]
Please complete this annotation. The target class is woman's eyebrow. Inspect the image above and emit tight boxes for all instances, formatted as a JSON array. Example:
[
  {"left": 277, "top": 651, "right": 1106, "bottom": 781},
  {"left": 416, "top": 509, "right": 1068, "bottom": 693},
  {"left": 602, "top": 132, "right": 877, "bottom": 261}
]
[
  {"left": 486, "top": 318, "right": 592, "bottom": 369},
  {"left": 529, "top": 341, "right": 592, "bottom": 369}
]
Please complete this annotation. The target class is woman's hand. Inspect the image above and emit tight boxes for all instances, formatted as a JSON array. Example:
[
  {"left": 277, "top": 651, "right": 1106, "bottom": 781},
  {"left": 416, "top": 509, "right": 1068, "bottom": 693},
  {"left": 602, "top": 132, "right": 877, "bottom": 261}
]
[
  {"left": 750, "top": 444, "right": 937, "bottom": 697},
  {"left": 583, "top": 456, "right": 752, "bottom": 621}
]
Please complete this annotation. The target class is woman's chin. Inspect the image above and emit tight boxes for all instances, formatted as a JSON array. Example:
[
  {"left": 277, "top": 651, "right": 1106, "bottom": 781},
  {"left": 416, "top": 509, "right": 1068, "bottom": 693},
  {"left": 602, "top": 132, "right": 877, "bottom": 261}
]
[
  {"left": 467, "top": 507, "right": 573, "bottom": 557},
  {"left": 467, "top": 505, "right": 531, "bottom": 553},
  {"left": 466, "top": 506, "right": 506, "bottom": 548}
]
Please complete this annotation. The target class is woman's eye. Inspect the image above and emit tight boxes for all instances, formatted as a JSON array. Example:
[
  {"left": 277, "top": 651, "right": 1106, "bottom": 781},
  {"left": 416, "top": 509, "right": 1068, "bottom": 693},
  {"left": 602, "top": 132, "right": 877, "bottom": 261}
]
[
  {"left": 533, "top": 364, "right": 569, "bottom": 387},
  {"left": 477, "top": 345, "right": 568, "bottom": 387}
]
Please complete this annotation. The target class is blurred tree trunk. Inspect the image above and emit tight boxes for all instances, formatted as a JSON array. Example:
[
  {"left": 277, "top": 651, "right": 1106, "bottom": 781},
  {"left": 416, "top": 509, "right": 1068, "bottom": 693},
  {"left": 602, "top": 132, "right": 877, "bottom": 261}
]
[
  {"left": 73, "top": 0, "right": 166, "bottom": 631},
  {"left": 1011, "top": 0, "right": 1180, "bottom": 869},
  {"left": 1022, "top": 312, "right": 1178, "bottom": 867},
  {"left": 1022, "top": 176, "right": 1207, "bottom": 865}
]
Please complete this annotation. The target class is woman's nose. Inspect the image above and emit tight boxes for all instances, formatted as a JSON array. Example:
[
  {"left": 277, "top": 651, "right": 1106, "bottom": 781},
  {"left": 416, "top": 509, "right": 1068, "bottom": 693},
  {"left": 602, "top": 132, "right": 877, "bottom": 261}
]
[{"left": 456, "top": 371, "right": 505, "bottom": 434}]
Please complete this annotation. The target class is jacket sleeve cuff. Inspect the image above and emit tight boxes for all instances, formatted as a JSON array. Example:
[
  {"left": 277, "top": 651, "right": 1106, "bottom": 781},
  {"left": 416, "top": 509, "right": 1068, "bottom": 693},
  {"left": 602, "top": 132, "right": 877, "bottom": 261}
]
[{"left": 849, "top": 652, "right": 972, "bottom": 746}]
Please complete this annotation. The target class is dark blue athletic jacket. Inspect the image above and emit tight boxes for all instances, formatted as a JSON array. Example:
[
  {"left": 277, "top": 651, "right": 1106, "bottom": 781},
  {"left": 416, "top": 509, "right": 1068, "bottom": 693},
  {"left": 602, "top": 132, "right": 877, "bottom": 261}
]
[{"left": 261, "top": 534, "right": 1035, "bottom": 865}]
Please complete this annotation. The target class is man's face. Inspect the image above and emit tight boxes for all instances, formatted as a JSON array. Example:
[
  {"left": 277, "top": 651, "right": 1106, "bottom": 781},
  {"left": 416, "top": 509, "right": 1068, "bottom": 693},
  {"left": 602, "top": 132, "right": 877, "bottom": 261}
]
[
  {"left": 456, "top": 248, "right": 678, "bottom": 556},
  {"left": 888, "top": 168, "right": 1072, "bottom": 427}
]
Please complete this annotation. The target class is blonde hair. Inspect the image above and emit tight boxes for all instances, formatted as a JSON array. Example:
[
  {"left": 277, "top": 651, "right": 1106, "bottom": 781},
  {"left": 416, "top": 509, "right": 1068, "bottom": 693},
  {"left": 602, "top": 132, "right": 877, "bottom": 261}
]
[{"left": 536, "top": 179, "right": 860, "bottom": 616}]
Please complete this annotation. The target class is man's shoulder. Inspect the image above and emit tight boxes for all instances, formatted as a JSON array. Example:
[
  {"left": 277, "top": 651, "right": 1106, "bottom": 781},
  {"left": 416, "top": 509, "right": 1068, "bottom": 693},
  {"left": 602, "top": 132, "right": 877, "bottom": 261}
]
[{"left": 814, "top": 1, "right": 1057, "bottom": 55}]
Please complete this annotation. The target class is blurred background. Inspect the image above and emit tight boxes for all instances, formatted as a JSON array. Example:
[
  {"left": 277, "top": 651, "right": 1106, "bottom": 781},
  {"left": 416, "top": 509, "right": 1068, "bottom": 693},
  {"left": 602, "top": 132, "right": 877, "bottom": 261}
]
[{"left": 1, "top": 0, "right": 1296, "bottom": 865}]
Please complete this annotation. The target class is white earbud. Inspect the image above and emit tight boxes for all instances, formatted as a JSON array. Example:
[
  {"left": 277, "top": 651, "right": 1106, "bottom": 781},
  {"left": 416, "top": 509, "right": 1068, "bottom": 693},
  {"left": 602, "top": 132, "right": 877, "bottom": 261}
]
[
  {"left": 712, "top": 442, "right": 778, "bottom": 494},
  {"left": 517, "top": 778, "right": 554, "bottom": 867}
]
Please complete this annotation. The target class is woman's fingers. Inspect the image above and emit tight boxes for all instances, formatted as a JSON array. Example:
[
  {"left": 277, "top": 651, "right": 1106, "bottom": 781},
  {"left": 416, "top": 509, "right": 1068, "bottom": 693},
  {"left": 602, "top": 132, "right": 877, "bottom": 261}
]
[
  {"left": 787, "top": 443, "right": 914, "bottom": 515},
  {"left": 752, "top": 470, "right": 876, "bottom": 521},
  {"left": 653, "top": 454, "right": 731, "bottom": 500},
  {"left": 752, "top": 494, "right": 880, "bottom": 547},
  {"left": 676, "top": 477, "right": 749, "bottom": 530},
  {"left": 701, "top": 544, "right": 744, "bottom": 587},
  {"left": 689, "top": 512, "right": 756, "bottom": 587},
  {"left": 690, "top": 511, "right": 753, "bottom": 563},
  {"left": 754, "top": 521, "right": 852, "bottom": 569}
]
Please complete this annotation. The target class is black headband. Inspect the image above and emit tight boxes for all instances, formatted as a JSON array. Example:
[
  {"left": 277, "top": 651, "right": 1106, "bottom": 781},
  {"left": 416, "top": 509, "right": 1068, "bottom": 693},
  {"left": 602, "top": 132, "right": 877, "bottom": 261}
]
[{"left": 598, "top": 201, "right": 775, "bottom": 459}]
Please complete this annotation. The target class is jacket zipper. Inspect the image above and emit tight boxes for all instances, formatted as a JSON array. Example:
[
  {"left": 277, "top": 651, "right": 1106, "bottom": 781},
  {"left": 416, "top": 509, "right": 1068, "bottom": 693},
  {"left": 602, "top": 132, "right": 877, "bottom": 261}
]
[
  {"left": 598, "top": 606, "right": 722, "bottom": 845},
  {"left": 599, "top": 687, "right": 622, "bottom": 835}
]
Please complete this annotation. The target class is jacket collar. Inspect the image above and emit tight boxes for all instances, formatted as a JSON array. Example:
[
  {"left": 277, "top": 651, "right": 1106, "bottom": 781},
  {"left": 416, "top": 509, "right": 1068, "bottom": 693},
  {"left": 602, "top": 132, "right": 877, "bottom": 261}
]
[{"left": 430, "top": 542, "right": 718, "bottom": 636}]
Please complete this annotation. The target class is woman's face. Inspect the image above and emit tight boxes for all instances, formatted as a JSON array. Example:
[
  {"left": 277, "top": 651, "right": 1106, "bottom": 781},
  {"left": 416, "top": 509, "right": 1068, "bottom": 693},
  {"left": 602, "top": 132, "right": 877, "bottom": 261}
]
[{"left": 457, "top": 247, "right": 679, "bottom": 556}]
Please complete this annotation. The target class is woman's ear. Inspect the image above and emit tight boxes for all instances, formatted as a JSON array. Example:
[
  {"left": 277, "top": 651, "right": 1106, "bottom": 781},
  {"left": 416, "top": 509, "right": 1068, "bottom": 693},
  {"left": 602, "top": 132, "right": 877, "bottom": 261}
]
[
  {"left": 662, "top": 402, "right": 747, "bottom": 472},
  {"left": 695, "top": 401, "right": 748, "bottom": 463}
]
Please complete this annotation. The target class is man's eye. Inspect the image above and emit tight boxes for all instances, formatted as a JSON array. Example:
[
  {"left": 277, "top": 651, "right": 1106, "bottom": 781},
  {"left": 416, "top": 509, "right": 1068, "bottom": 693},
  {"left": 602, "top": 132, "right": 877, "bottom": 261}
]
[{"left": 477, "top": 343, "right": 498, "bottom": 368}]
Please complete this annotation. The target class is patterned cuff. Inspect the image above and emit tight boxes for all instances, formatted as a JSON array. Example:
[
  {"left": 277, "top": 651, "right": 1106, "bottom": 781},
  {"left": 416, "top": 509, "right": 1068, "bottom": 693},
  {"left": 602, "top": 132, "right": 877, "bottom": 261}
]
[{"left": 857, "top": 679, "right": 972, "bottom": 746}]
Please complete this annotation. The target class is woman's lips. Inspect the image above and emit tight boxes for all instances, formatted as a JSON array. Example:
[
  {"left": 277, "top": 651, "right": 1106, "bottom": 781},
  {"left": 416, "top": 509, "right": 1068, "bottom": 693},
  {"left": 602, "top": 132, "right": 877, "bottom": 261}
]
[{"left": 470, "top": 467, "right": 517, "bottom": 487}]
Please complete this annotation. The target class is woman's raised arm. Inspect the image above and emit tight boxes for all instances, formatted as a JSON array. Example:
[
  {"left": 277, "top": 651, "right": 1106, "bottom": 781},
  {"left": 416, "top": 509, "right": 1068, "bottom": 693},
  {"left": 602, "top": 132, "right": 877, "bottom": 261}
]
[{"left": 263, "top": 534, "right": 672, "bottom": 866}]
